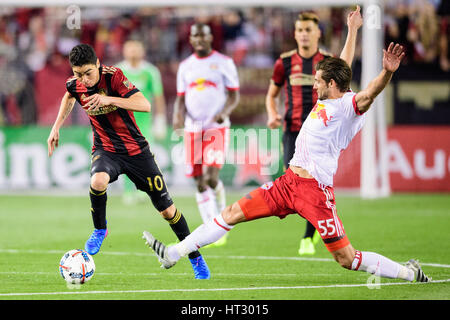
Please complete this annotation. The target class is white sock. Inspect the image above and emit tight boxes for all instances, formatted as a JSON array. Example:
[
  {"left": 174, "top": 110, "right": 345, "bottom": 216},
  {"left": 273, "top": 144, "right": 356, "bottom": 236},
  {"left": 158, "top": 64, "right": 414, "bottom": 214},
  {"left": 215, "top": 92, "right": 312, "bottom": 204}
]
[
  {"left": 212, "top": 180, "right": 226, "bottom": 213},
  {"left": 351, "top": 250, "right": 414, "bottom": 281},
  {"left": 196, "top": 188, "right": 219, "bottom": 223},
  {"left": 169, "top": 214, "right": 233, "bottom": 259}
]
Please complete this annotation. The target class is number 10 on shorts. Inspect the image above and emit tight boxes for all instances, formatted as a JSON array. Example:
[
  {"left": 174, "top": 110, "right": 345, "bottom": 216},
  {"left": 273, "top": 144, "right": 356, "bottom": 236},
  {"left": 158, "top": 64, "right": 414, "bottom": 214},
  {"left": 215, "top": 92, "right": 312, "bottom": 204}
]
[
  {"left": 317, "top": 218, "right": 336, "bottom": 237},
  {"left": 147, "top": 175, "right": 164, "bottom": 192}
]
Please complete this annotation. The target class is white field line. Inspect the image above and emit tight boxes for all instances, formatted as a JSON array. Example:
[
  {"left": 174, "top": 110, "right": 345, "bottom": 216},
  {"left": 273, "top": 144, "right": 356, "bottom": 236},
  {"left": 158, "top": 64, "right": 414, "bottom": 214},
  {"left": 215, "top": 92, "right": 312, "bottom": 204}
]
[
  {"left": 0, "top": 271, "right": 299, "bottom": 277},
  {"left": 0, "top": 279, "right": 449, "bottom": 297},
  {"left": 1, "top": 249, "right": 449, "bottom": 269}
]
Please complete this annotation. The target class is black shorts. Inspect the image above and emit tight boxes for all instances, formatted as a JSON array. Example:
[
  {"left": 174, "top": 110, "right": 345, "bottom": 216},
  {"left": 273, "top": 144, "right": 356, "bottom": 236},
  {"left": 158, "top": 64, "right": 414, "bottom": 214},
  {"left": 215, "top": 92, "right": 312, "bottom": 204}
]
[
  {"left": 90, "top": 147, "right": 173, "bottom": 212},
  {"left": 282, "top": 130, "right": 300, "bottom": 169}
]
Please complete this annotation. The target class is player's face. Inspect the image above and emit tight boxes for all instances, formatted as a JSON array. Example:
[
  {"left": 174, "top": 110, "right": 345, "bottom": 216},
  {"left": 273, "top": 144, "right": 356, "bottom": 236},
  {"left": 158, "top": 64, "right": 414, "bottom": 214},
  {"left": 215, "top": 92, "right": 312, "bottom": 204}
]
[
  {"left": 294, "top": 20, "right": 321, "bottom": 49},
  {"left": 314, "top": 70, "right": 330, "bottom": 100},
  {"left": 72, "top": 60, "right": 100, "bottom": 88},
  {"left": 190, "top": 27, "right": 213, "bottom": 56},
  {"left": 123, "top": 42, "right": 144, "bottom": 64}
]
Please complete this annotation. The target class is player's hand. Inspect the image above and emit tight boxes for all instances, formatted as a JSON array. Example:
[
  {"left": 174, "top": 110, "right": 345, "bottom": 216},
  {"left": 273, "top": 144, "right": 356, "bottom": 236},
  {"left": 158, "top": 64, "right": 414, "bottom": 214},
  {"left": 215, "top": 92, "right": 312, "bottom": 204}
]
[
  {"left": 267, "top": 113, "right": 282, "bottom": 129},
  {"left": 213, "top": 111, "right": 228, "bottom": 124},
  {"left": 383, "top": 42, "right": 405, "bottom": 73},
  {"left": 347, "top": 5, "right": 363, "bottom": 30},
  {"left": 47, "top": 128, "right": 59, "bottom": 157},
  {"left": 83, "top": 94, "right": 111, "bottom": 112}
]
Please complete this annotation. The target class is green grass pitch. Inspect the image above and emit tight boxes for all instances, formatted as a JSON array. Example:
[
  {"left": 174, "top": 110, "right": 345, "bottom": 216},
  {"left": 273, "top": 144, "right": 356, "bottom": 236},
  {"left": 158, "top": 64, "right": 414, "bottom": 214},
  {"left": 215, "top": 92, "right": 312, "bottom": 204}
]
[{"left": 0, "top": 192, "right": 449, "bottom": 302}]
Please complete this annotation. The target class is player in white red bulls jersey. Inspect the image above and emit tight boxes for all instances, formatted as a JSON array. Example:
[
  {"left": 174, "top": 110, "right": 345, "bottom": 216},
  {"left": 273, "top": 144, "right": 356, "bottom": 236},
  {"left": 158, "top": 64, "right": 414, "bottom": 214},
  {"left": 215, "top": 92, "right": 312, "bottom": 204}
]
[
  {"left": 144, "top": 43, "right": 431, "bottom": 283},
  {"left": 173, "top": 23, "right": 240, "bottom": 245},
  {"left": 290, "top": 90, "right": 366, "bottom": 188}
]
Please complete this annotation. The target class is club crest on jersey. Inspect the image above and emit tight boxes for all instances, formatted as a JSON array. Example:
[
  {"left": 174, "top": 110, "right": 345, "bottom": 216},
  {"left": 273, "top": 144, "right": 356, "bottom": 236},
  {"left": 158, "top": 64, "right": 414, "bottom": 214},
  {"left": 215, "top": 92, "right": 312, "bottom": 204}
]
[
  {"left": 123, "top": 80, "right": 133, "bottom": 89},
  {"left": 260, "top": 181, "right": 274, "bottom": 190},
  {"left": 310, "top": 102, "right": 333, "bottom": 127}
]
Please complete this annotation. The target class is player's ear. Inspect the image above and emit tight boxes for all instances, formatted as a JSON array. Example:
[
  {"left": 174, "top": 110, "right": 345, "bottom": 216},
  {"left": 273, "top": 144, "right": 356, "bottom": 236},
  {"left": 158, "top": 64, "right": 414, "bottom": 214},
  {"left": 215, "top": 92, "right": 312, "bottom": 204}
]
[
  {"left": 96, "top": 58, "right": 100, "bottom": 68},
  {"left": 329, "top": 78, "right": 337, "bottom": 89}
]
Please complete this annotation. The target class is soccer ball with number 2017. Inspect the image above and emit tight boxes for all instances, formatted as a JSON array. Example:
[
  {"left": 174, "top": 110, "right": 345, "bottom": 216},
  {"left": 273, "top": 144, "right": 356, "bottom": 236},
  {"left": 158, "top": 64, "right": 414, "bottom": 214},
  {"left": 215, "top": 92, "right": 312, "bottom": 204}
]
[{"left": 59, "top": 249, "right": 95, "bottom": 284}]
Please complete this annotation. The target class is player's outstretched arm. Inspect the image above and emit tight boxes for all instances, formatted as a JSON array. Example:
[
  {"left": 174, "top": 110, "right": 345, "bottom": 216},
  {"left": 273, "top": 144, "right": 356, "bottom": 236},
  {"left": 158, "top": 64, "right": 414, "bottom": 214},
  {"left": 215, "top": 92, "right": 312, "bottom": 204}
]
[
  {"left": 47, "top": 92, "right": 76, "bottom": 157},
  {"left": 339, "top": 5, "right": 363, "bottom": 68},
  {"left": 355, "top": 42, "right": 405, "bottom": 114}
]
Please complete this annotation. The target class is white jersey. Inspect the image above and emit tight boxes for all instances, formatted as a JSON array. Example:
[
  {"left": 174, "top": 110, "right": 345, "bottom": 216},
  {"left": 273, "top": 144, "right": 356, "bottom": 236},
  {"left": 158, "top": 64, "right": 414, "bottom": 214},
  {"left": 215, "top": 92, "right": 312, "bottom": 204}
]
[
  {"left": 289, "top": 91, "right": 366, "bottom": 187},
  {"left": 176, "top": 50, "right": 239, "bottom": 131}
]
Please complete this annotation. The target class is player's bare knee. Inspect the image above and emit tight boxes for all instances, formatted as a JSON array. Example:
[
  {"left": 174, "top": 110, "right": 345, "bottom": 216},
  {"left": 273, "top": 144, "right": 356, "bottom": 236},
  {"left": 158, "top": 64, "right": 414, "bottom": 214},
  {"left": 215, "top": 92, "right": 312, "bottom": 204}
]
[
  {"left": 159, "top": 204, "right": 176, "bottom": 219},
  {"left": 194, "top": 176, "right": 207, "bottom": 192},
  {"left": 206, "top": 176, "right": 218, "bottom": 189},
  {"left": 90, "top": 172, "right": 109, "bottom": 191},
  {"left": 222, "top": 202, "right": 245, "bottom": 226},
  {"left": 333, "top": 252, "right": 354, "bottom": 270}
]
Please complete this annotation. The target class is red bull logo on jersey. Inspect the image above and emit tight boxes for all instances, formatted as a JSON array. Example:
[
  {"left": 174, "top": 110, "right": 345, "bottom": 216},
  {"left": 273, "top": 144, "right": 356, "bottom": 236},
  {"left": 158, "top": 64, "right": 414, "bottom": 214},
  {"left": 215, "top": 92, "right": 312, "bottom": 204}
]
[
  {"left": 310, "top": 102, "right": 333, "bottom": 127},
  {"left": 188, "top": 78, "right": 217, "bottom": 91}
]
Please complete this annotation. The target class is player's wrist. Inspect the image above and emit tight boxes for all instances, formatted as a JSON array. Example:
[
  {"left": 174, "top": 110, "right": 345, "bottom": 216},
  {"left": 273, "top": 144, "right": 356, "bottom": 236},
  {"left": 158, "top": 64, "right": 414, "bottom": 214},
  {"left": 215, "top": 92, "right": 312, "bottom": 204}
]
[
  {"left": 347, "top": 26, "right": 359, "bottom": 33},
  {"left": 269, "top": 112, "right": 279, "bottom": 119},
  {"left": 381, "top": 68, "right": 394, "bottom": 75}
]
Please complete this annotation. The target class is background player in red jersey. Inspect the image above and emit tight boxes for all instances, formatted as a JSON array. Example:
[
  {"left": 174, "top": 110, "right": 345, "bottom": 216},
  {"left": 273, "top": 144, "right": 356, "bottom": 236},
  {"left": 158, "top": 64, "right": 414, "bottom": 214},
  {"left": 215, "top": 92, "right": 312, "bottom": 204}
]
[
  {"left": 266, "top": 6, "right": 363, "bottom": 256},
  {"left": 47, "top": 44, "right": 210, "bottom": 279}
]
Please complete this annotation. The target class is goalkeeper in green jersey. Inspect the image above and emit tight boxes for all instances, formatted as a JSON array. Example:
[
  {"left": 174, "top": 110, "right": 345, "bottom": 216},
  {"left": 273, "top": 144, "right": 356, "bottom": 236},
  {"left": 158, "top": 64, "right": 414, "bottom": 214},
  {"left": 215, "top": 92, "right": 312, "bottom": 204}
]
[{"left": 116, "top": 40, "right": 168, "bottom": 204}]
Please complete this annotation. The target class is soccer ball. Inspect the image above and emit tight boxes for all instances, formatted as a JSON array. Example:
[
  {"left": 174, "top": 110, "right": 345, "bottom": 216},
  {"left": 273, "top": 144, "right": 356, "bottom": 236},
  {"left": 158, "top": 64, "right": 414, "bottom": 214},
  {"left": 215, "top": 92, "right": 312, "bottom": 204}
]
[{"left": 59, "top": 249, "right": 95, "bottom": 284}]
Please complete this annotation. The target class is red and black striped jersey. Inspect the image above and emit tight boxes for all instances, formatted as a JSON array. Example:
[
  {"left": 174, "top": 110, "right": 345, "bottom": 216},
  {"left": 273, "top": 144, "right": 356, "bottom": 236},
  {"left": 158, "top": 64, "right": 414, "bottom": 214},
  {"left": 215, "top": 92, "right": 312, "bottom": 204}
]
[
  {"left": 271, "top": 49, "right": 332, "bottom": 132},
  {"left": 66, "top": 65, "right": 148, "bottom": 156}
]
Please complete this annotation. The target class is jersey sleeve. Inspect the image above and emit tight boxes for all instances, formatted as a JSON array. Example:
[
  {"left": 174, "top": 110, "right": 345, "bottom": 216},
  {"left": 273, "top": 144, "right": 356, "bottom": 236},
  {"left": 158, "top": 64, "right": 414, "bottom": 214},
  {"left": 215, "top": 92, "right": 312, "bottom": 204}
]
[
  {"left": 65, "top": 76, "right": 77, "bottom": 97},
  {"left": 271, "top": 58, "right": 285, "bottom": 87},
  {"left": 111, "top": 68, "right": 140, "bottom": 98},
  {"left": 222, "top": 58, "right": 240, "bottom": 91},
  {"left": 341, "top": 91, "right": 364, "bottom": 118}
]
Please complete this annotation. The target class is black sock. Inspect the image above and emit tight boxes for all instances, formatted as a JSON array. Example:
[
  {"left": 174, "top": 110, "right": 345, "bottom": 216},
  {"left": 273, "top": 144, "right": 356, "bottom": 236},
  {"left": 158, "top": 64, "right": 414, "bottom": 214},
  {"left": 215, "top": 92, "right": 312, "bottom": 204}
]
[
  {"left": 304, "top": 221, "right": 316, "bottom": 239},
  {"left": 89, "top": 187, "right": 107, "bottom": 229},
  {"left": 165, "top": 209, "right": 200, "bottom": 259}
]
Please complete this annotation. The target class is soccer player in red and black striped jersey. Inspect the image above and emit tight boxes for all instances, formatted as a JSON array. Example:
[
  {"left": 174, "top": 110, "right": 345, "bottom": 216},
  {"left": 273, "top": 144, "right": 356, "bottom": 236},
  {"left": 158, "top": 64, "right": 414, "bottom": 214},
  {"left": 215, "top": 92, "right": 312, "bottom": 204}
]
[
  {"left": 266, "top": 7, "right": 362, "bottom": 256},
  {"left": 47, "top": 44, "right": 210, "bottom": 279}
]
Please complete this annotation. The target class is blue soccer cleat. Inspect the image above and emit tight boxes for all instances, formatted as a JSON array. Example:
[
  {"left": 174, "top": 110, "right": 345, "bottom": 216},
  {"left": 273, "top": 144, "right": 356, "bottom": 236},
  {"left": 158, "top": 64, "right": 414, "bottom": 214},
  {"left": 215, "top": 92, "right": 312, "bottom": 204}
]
[
  {"left": 85, "top": 228, "right": 108, "bottom": 255},
  {"left": 189, "top": 255, "right": 211, "bottom": 280}
]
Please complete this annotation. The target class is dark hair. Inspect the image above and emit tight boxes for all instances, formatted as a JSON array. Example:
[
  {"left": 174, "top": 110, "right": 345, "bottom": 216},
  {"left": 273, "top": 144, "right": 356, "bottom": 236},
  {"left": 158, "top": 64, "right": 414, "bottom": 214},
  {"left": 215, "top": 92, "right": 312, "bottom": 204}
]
[
  {"left": 69, "top": 44, "right": 97, "bottom": 67},
  {"left": 315, "top": 57, "right": 352, "bottom": 92},
  {"left": 297, "top": 12, "right": 320, "bottom": 25}
]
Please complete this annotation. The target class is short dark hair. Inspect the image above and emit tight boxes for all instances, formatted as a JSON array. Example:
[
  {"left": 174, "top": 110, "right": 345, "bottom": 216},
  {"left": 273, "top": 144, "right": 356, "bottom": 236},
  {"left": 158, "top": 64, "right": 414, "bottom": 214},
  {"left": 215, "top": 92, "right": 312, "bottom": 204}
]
[
  {"left": 296, "top": 12, "right": 320, "bottom": 25},
  {"left": 69, "top": 44, "right": 97, "bottom": 67},
  {"left": 315, "top": 57, "right": 352, "bottom": 92}
]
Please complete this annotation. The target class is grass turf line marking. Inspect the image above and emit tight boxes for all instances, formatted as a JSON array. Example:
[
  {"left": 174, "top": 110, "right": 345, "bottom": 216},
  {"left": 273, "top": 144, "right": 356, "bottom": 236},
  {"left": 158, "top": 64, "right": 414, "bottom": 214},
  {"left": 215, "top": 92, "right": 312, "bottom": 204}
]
[
  {"left": 0, "top": 279, "right": 449, "bottom": 297},
  {"left": 0, "top": 271, "right": 299, "bottom": 277},
  {"left": 1, "top": 249, "right": 450, "bottom": 269}
]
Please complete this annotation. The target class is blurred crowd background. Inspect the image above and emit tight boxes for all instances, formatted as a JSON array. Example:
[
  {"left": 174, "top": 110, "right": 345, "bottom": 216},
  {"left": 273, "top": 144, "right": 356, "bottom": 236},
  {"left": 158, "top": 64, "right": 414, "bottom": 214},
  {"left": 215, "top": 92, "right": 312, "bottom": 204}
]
[{"left": 0, "top": 0, "right": 448, "bottom": 127}]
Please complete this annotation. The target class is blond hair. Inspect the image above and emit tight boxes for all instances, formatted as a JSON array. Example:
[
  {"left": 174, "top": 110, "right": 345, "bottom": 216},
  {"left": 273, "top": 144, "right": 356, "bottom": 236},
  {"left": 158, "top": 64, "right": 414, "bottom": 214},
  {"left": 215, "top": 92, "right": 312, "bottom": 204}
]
[{"left": 296, "top": 12, "right": 320, "bottom": 25}]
